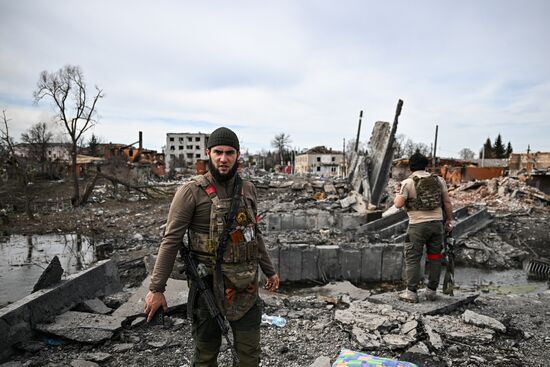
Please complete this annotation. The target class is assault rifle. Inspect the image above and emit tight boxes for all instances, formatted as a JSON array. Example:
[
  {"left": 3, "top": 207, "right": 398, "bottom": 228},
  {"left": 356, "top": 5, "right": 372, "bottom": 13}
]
[
  {"left": 182, "top": 245, "right": 240, "bottom": 364},
  {"left": 442, "top": 230, "right": 455, "bottom": 296}
]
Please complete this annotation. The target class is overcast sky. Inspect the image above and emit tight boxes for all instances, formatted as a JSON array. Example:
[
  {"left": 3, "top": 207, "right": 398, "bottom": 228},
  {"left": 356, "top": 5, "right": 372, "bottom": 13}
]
[{"left": 1, "top": 0, "right": 549, "bottom": 157}]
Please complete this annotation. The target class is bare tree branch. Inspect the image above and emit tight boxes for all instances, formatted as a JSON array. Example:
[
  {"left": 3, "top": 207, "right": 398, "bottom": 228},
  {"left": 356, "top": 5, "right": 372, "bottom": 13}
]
[{"left": 34, "top": 65, "right": 104, "bottom": 206}]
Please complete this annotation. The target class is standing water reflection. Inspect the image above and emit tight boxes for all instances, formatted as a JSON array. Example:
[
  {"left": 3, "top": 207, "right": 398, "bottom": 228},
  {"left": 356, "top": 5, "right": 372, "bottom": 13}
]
[{"left": 0, "top": 233, "right": 96, "bottom": 308}]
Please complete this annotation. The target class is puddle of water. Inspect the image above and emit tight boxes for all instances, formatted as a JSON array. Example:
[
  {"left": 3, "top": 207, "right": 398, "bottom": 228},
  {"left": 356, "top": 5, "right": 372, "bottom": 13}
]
[
  {"left": 454, "top": 266, "right": 548, "bottom": 294},
  {"left": 0, "top": 234, "right": 96, "bottom": 308}
]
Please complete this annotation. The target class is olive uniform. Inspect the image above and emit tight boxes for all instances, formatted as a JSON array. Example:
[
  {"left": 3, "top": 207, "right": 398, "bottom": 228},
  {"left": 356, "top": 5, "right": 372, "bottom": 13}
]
[
  {"left": 399, "top": 170, "right": 448, "bottom": 293},
  {"left": 150, "top": 172, "right": 276, "bottom": 366}
]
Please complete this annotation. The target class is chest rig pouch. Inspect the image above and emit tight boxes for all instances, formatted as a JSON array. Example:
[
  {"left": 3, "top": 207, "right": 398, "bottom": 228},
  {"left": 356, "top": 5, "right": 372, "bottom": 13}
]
[{"left": 189, "top": 175, "right": 260, "bottom": 321}]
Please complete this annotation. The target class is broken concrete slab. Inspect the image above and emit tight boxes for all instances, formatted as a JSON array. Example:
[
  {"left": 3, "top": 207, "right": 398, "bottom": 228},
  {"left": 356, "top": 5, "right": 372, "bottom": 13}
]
[
  {"left": 80, "top": 352, "right": 112, "bottom": 363},
  {"left": 340, "top": 194, "right": 357, "bottom": 209},
  {"left": 382, "top": 334, "right": 415, "bottom": 350},
  {"left": 309, "top": 356, "right": 331, "bottom": 367},
  {"left": 0, "top": 259, "right": 121, "bottom": 362},
  {"left": 335, "top": 300, "right": 409, "bottom": 332},
  {"left": 36, "top": 311, "right": 125, "bottom": 343},
  {"left": 111, "top": 343, "right": 134, "bottom": 353},
  {"left": 76, "top": 298, "right": 112, "bottom": 315},
  {"left": 462, "top": 309, "right": 506, "bottom": 333},
  {"left": 32, "top": 255, "right": 64, "bottom": 293},
  {"left": 368, "top": 290, "right": 479, "bottom": 315},
  {"left": 111, "top": 276, "right": 188, "bottom": 320},
  {"left": 294, "top": 281, "right": 371, "bottom": 301},
  {"left": 70, "top": 360, "right": 99, "bottom": 367},
  {"left": 422, "top": 314, "right": 496, "bottom": 344}
]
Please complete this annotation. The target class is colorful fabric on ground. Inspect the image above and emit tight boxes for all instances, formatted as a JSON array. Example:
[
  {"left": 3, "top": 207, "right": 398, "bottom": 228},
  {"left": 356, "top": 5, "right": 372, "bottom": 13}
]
[{"left": 332, "top": 349, "right": 418, "bottom": 367}]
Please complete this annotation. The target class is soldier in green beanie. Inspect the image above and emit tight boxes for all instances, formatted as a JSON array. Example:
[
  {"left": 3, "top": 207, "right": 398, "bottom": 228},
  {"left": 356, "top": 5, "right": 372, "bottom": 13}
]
[{"left": 145, "top": 127, "right": 280, "bottom": 366}]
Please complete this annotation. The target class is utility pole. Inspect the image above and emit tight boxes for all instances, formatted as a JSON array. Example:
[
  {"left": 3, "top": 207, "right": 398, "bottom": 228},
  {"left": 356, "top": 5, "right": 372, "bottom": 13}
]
[
  {"left": 432, "top": 124, "right": 438, "bottom": 171},
  {"left": 354, "top": 110, "right": 363, "bottom": 152},
  {"left": 481, "top": 142, "right": 486, "bottom": 167},
  {"left": 342, "top": 138, "right": 346, "bottom": 177}
]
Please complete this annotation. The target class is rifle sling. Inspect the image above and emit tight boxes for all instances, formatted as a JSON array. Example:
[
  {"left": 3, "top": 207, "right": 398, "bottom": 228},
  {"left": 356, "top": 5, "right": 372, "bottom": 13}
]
[{"left": 215, "top": 175, "right": 243, "bottom": 273}]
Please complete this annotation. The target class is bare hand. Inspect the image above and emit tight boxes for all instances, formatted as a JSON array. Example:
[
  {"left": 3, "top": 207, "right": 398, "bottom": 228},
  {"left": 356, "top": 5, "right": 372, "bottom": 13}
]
[
  {"left": 265, "top": 274, "right": 280, "bottom": 292},
  {"left": 445, "top": 220, "right": 453, "bottom": 233},
  {"left": 144, "top": 291, "right": 168, "bottom": 322}
]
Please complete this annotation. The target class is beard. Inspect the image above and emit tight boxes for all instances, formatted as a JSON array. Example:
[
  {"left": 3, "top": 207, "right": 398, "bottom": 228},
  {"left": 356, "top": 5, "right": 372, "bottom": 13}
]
[{"left": 209, "top": 158, "right": 238, "bottom": 183}]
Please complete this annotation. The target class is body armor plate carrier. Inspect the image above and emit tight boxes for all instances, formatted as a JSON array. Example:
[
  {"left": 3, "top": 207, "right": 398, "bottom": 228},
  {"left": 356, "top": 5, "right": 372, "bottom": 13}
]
[
  {"left": 407, "top": 174, "right": 442, "bottom": 211},
  {"left": 188, "top": 175, "right": 259, "bottom": 321}
]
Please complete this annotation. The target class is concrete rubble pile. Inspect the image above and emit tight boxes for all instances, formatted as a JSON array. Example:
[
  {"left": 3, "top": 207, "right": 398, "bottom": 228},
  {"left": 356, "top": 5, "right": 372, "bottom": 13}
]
[
  {"left": 4, "top": 277, "right": 549, "bottom": 367},
  {"left": 449, "top": 176, "right": 550, "bottom": 212}
]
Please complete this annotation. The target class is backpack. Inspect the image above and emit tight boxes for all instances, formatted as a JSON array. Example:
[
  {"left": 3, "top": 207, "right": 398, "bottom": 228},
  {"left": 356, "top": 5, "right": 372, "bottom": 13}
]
[{"left": 407, "top": 174, "right": 442, "bottom": 211}]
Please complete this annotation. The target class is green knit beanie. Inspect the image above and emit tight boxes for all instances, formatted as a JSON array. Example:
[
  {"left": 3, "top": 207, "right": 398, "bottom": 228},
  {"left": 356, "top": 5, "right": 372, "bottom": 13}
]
[{"left": 207, "top": 127, "right": 240, "bottom": 151}]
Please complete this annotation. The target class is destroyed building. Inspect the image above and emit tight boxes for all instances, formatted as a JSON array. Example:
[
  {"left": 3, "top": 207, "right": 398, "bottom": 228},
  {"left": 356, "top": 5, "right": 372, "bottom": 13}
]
[
  {"left": 164, "top": 132, "right": 210, "bottom": 172},
  {"left": 1, "top": 100, "right": 549, "bottom": 366},
  {"left": 294, "top": 146, "right": 344, "bottom": 177}
]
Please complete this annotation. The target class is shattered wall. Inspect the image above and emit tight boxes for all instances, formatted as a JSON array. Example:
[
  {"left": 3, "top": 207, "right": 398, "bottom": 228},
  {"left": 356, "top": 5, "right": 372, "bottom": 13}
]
[{"left": 368, "top": 121, "right": 395, "bottom": 206}]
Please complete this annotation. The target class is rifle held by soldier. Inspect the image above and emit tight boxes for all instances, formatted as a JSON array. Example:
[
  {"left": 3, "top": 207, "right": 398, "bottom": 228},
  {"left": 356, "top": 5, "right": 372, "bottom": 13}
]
[{"left": 182, "top": 245, "right": 240, "bottom": 364}]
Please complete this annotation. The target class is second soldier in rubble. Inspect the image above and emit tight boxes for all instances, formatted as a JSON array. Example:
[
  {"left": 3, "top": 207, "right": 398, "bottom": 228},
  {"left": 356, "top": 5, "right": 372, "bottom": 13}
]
[
  {"left": 144, "top": 127, "right": 280, "bottom": 366},
  {"left": 393, "top": 151, "right": 453, "bottom": 303}
]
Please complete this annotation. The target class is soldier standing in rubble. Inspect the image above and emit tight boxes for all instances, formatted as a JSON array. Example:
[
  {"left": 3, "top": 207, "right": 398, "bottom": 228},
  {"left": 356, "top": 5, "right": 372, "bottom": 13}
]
[
  {"left": 144, "top": 127, "right": 280, "bottom": 366},
  {"left": 393, "top": 151, "right": 453, "bottom": 303}
]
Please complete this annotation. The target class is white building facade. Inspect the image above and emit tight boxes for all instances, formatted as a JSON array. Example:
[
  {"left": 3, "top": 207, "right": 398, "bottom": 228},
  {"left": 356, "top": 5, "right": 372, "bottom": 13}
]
[
  {"left": 165, "top": 132, "right": 210, "bottom": 171},
  {"left": 295, "top": 146, "right": 343, "bottom": 177}
]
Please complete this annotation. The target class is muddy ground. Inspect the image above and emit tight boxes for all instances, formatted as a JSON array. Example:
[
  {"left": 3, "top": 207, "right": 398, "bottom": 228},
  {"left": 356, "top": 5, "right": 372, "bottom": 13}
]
[{"left": 1, "top": 177, "right": 550, "bottom": 366}]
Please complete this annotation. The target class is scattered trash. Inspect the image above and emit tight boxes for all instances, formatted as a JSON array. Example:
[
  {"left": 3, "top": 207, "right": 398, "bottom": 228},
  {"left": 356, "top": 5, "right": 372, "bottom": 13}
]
[
  {"left": 332, "top": 349, "right": 417, "bottom": 367},
  {"left": 45, "top": 337, "right": 65, "bottom": 346},
  {"left": 261, "top": 313, "right": 287, "bottom": 327}
]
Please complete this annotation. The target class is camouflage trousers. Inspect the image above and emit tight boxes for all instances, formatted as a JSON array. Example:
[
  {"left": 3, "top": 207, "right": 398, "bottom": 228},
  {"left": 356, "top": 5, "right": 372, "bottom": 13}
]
[
  {"left": 191, "top": 295, "right": 262, "bottom": 367},
  {"left": 404, "top": 221, "right": 444, "bottom": 292}
]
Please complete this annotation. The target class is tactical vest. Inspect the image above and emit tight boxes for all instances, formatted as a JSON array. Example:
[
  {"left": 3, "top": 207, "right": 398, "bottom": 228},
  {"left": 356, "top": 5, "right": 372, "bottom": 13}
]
[
  {"left": 188, "top": 175, "right": 260, "bottom": 321},
  {"left": 406, "top": 174, "right": 442, "bottom": 211}
]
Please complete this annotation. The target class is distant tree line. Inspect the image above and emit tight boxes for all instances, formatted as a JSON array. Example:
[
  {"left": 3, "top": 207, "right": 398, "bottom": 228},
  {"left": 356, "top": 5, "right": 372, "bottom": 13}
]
[{"left": 479, "top": 133, "right": 513, "bottom": 159}]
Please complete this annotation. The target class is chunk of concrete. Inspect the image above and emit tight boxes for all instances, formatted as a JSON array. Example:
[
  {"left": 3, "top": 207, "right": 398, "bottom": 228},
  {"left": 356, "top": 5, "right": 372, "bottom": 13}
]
[
  {"left": 36, "top": 311, "right": 125, "bottom": 343},
  {"left": 369, "top": 290, "right": 479, "bottom": 316},
  {"left": 340, "top": 194, "right": 357, "bottom": 209},
  {"left": 81, "top": 352, "right": 112, "bottom": 363},
  {"left": 310, "top": 356, "right": 331, "bottom": 367},
  {"left": 382, "top": 334, "right": 415, "bottom": 350},
  {"left": 352, "top": 326, "right": 381, "bottom": 349},
  {"left": 111, "top": 276, "right": 188, "bottom": 320},
  {"left": 462, "top": 309, "right": 506, "bottom": 333},
  {"left": 71, "top": 360, "right": 99, "bottom": 367},
  {"left": 423, "top": 314, "right": 495, "bottom": 344},
  {"left": 298, "top": 281, "right": 370, "bottom": 301},
  {"left": 1, "top": 260, "right": 121, "bottom": 361},
  {"left": 111, "top": 343, "right": 134, "bottom": 353},
  {"left": 76, "top": 298, "right": 112, "bottom": 315},
  {"left": 32, "top": 255, "right": 64, "bottom": 293},
  {"left": 422, "top": 318, "right": 443, "bottom": 350}
]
